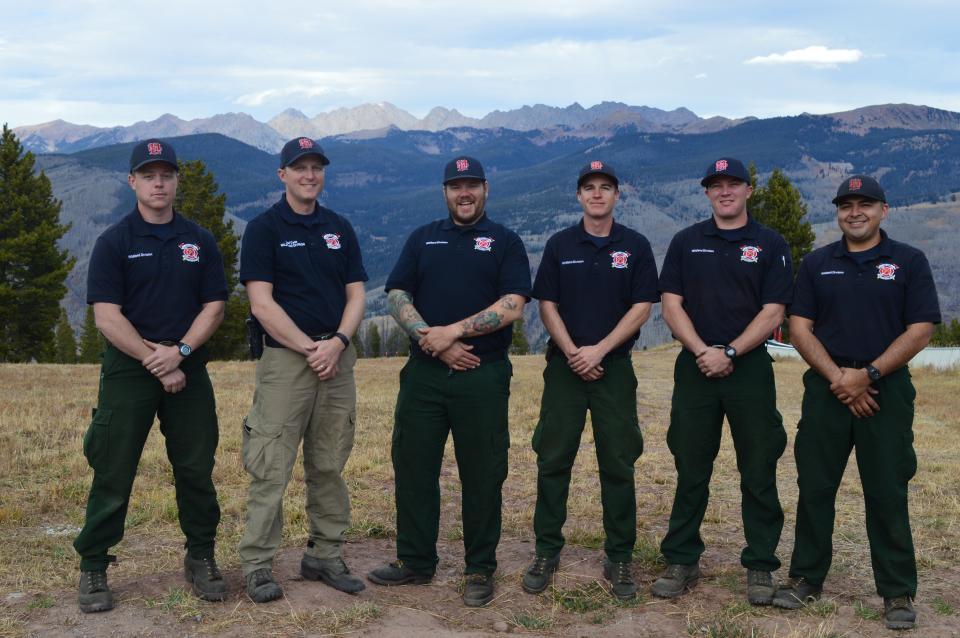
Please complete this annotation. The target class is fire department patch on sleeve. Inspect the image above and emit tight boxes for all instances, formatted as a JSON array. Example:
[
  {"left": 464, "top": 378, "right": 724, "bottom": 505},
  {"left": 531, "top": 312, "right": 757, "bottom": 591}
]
[{"left": 179, "top": 243, "right": 200, "bottom": 262}]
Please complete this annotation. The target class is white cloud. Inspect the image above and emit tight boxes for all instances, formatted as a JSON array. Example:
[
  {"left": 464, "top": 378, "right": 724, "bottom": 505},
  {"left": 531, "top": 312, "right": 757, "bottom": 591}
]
[{"left": 745, "top": 46, "right": 863, "bottom": 68}]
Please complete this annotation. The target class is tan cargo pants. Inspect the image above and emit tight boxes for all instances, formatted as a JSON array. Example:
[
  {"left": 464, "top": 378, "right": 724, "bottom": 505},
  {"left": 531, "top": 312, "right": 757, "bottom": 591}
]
[{"left": 239, "top": 343, "right": 357, "bottom": 574}]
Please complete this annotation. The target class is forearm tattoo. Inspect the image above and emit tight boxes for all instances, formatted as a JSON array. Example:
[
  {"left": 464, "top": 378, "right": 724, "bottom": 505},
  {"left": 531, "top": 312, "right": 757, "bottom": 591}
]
[
  {"left": 388, "top": 289, "right": 428, "bottom": 339},
  {"left": 499, "top": 294, "right": 518, "bottom": 311}
]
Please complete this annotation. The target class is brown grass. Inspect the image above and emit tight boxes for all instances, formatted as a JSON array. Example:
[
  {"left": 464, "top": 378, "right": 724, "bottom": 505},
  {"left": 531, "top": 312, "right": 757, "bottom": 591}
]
[{"left": 1, "top": 346, "right": 958, "bottom": 637}]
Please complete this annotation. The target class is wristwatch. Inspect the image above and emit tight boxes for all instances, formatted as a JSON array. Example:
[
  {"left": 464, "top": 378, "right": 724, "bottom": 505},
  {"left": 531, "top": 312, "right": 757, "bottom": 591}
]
[
  {"left": 723, "top": 345, "right": 737, "bottom": 360},
  {"left": 865, "top": 364, "right": 881, "bottom": 381},
  {"left": 177, "top": 341, "right": 193, "bottom": 357},
  {"left": 333, "top": 332, "right": 350, "bottom": 349}
]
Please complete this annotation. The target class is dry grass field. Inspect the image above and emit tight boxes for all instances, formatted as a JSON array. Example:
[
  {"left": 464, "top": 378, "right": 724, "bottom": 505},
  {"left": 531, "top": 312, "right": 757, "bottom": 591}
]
[{"left": 1, "top": 346, "right": 959, "bottom": 637}]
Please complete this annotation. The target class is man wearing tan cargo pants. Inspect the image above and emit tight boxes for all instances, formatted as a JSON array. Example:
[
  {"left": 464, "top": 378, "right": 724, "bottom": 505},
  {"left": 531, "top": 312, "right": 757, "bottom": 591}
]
[{"left": 238, "top": 137, "right": 367, "bottom": 602}]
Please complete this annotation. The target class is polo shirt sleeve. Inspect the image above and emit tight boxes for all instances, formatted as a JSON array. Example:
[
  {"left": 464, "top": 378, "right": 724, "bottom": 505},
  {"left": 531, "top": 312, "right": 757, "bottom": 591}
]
[
  {"left": 498, "top": 231, "right": 532, "bottom": 300},
  {"left": 760, "top": 234, "right": 794, "bottom": 305},
  {"left": 239, "top": 217, "right": 275, "bottom": 284},
  {"left": 531, "top": 235, "right": 559, "bottom": 302},
  {"left": 199, "top": 230, "right": 229, "bottom": 303},
  {"left": 631, "top": 236, "right": 660, "bottom": 304},
  {"left": 86, "top": 233, "right": 124, "bottom": 305},
  {"left": 904, "top": 251, "right": 942, "bottom": 324},
  {"left": 788, "top": 255, "right": 817, "bottom": 320},
  {"left": 341, "top": 220, "right": 369, "bottom": 284},
  {"left": 384, "top": 229, "right": 420, "bottom": 294},
  {"left": 658, "top": 233, "right": 684, "bottom": 296}
]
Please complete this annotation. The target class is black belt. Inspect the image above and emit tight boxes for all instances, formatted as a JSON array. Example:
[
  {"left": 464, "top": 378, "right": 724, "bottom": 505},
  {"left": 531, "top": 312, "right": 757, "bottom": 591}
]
[
  {"left": 831, "top": 356, "right": 870, "bottom": 369},
  {"left": 412, "top": 348, "right": 507, "bottom": 364},
  {"left": 265, "top": 333, "right": 334, "bottom": 349}
]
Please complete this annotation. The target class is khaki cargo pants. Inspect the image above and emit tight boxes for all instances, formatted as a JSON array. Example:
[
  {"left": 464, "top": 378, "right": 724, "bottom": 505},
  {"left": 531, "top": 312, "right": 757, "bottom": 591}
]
[{"left": 238, "top": 343, "right": 357, "bottom": 574}]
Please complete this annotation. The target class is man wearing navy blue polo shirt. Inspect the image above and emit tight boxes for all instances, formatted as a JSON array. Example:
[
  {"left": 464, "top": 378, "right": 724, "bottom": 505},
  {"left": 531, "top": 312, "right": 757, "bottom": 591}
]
[
  {"left": 238, "top": 137, "right": 368, "bottom": 602},
  {"left": 521, "top": 161, "right": 658, "bottom": 600},
  {"left": 75, "top": 139, "right": 228, "bottom": 612},
  {"left": 653, "top": 157, "right": 793, "bottom": 605},
  {"left": 773, "top": 176, "right": 939, "bottom": 631},
  {"left": 367, "top": 156, "right": 531, "bottom": 607}
]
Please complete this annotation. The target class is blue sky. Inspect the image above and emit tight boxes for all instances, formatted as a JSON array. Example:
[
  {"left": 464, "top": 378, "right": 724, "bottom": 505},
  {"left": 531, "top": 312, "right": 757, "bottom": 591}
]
[{"left": 2, "top": 0, "right": 959, "bottom": 127}]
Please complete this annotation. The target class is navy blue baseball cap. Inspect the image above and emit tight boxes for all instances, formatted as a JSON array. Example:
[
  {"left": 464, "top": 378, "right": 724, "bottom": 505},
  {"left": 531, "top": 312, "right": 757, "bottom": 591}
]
[
  {"left": 832, "top": 174, "right": 886, "bottom": 205},
  {"left": 577, "top": 160, "right": 619, "bottom": 188},
  {"left": 443, "top": 156, "right": 486, "bottom": 184},
  {"left": 700, "top": 157, "right": 750, "bottom": 187},
  {"left": 280, "top": 137, "right": 330, "bottom": 168},
  {"left": 130, "top": 138, "right": 178, "bottom": 173}
]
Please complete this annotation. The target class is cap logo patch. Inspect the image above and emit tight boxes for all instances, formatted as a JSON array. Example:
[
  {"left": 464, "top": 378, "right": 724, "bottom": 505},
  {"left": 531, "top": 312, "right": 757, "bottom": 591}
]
[
  {"left": 474, "top": 236, "right": 494, "bottom": 252},
  {"left": 877, "top": 263, "right": 899, "bottom": 281},
  {"left": 591, "top": 161, "right": 603, "bottom": 170},
  {"left": 323, "top": 233, "right": 341, "bottom": 250},
  {"left": 456, "top": 159, "right": 470, "bottom": 172},
  {"left": 715, "top": 159, "right": 728, "bottom": 171},
  {"left": 147, "top": 142, "right": 163, "bottom": 156},
  {"left": 610, "top": 251, "right": 630, "bottom": 269},
  {"left": 179, "top": 243, "right": 200, "bottom": 262},
  {"left": 849, "top": 178, "right": 862, "bottom": 191},
  {"left": 298, "top": 138, "right": 314, "bottom": 149},
  {"left": 740, "top": 245, "right": 762, "bottom": 263}
]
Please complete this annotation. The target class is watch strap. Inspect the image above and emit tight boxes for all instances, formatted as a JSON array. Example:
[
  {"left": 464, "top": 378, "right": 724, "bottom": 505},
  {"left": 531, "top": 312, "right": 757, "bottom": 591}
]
[{"left": 333, "top": 332, "right": 350, "bottom": 349}]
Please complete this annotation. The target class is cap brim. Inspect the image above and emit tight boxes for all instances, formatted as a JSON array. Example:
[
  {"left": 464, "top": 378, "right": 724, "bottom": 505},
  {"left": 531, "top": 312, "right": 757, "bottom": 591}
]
[
  {"left": 577, "top": 171, "right": 618, "bottom": 187},
  {"left": 282, "top": 150, "right": 331, "bottom": 168},
  {"left": 832, "top": 194, "right": 884, "bottom": 205},
  {"left": 130, "top": 158, "right": 179, "bottom": 173}
]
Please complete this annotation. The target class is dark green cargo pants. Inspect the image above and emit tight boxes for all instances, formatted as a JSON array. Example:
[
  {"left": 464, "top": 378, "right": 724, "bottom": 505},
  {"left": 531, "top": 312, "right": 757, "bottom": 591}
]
[
  {"left": 660, "top": 347, "right": 786, "bottom": 571},
  {"left": 787, "top": 366, "right": 918, "bottom": 597},
  {"left": 392, "top": 356, "right": 511, "bottom": 576},
  {"left": 73, "top": 345, "right": 220, "bottom": 571},
  {"left": 532, "top": 355, "right": 643, "bottom": 562}
]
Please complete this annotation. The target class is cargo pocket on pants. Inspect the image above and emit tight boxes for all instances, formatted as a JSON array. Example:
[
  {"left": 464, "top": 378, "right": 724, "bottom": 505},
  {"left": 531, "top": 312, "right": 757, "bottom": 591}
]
[
  {"left": 242, "top": 416, "right": 284, "bottom": 484},
  {"left": 83, "top": 408, "right": 111, "bottom": 472}
]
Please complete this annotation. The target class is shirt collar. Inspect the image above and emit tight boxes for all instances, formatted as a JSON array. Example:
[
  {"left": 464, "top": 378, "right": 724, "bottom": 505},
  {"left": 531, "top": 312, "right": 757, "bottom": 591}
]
[
  {"left": 276, "top": 194, "right": 326, "bottom": 228},
  {"left": 575, "top": 219, "right": 624, "bottom": 246},
  {"left": 129, "top": 207, "right": 190, "bottom": 238},
  {"left": 834, "top": 228, "right": 893, "bottom": 259},
  {"left": 702, "top": 215, "right": 759, "bottom": 241},
  {"left": 440, "top": 213, "right": 494, "bottom": 233}
]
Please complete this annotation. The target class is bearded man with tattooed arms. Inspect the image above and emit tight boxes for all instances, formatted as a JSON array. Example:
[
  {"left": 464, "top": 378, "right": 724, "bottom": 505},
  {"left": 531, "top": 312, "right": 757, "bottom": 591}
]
[{"left": 367, "top": 156, "right": 531, "bottom": 608}]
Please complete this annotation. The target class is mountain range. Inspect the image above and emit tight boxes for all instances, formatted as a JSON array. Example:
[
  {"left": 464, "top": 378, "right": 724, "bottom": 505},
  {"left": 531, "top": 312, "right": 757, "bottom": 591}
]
[
  {"left": 31, "top": 102, "right": 960, "bottom": 348},
  {"left": 19, "top": 101, "right": 960, "bottom": 156}
]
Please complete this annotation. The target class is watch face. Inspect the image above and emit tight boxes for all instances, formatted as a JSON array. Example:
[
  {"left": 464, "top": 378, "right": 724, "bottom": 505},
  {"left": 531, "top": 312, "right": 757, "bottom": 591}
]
[
  {"left": 179, "top": 344, "right": 192, "bottom": 356},
  {"left": 725, "top": 346, "right": 736, "bottom": 358}
]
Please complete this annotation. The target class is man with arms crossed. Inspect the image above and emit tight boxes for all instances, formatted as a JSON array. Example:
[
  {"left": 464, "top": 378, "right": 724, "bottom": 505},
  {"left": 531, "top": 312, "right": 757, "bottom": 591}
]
[
  {"left": 773, "top": 175, "right": 940, "bottom": 631},
  {"left": 367, "top": 156, "right": 531, "bottom": 607},
  {"left": 653, "top": 157, "right": 793, "bottom": 605},
  {"left": 239, "top": 137, "right": 367, "bottom": 602},
  {"left": 522, "top": 161, "right": 658, "bottom": 600},
  {"left": 76, "top": 138, "right": 228, "bottom": 612}
]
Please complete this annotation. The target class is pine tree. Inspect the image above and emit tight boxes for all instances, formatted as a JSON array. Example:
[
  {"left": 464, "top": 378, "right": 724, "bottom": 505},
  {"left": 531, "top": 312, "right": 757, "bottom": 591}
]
[
  {"left": 78, "top": 305, "right": 104, "bottom": 363},
  {"left": 351, "top": 332, "right": 365, "bottom": 358},
  {"left": 0, "top": 124, "right": 75, "bottom": 362},
  {"left": 747, "top": 164, "right": 815, "bottom": 273},
  {"left": 387, "top": 327, "right": 410, "bottom": 357},
  {"left": 510, "top": 317, "right": 530, "bottom": 355},
  {"left": 53, "top": 307, "right": 78, "bottom": 363},
  {"left": 369, "top": 324, "right": 382, "bottom": 358},
  {"left": 174, "top": 159, "right": 247, "bottom": 359}
]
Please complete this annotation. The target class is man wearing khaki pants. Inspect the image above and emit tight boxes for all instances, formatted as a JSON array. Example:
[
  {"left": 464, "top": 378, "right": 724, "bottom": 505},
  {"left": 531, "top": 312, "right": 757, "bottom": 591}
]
[{"left": 238, "top": 137, "right": 367, "bottom": 602}]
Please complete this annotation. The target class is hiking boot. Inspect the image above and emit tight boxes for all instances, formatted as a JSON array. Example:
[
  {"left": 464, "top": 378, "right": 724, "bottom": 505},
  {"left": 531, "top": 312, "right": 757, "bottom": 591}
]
[
  {"left": 746, "top": 569, "right": 775, "bottom": 606},
  {"left": 367, "top": 560, "right": 433, "bottom": 586},
  {"left": 884, "top": 596, "right": 916, "bottom": 630},
  {"left": 603, "top": 559, "right": 637, "bottom": 600},
  {"left": 522, "top": 555, "right": 560, "bottom": 594},
  {"left": 184, "top": 554, "right": 227, "bottom": 602},
  {"left": 651, "top": 563, "right": 700, "bottom": 598},
  {"left": 463, "top": 573, "right": 495, "bottom": 607},
  {"left": 245, "top": 568, "right": 283, "bottom": 603},
  {"left": 78, "top": 570, "right": 113, "bottom": 613},
  {"left": 301, "top": 555, "right": 366, "bottom": 594},
  {"left": 772, "top": 576, "right": 822, "bottom": 609}
]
